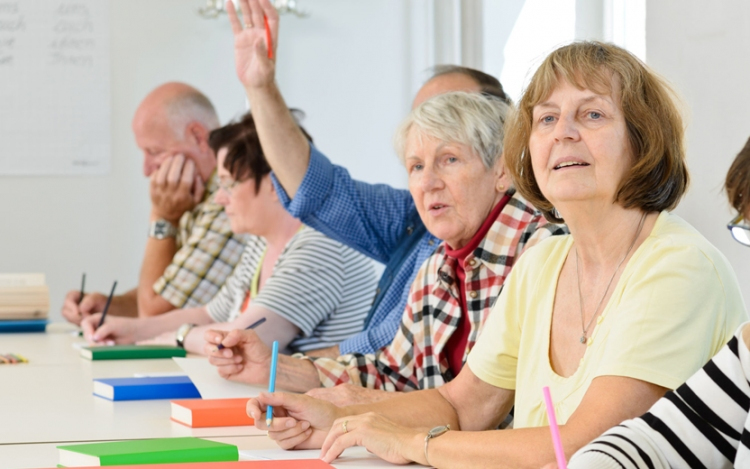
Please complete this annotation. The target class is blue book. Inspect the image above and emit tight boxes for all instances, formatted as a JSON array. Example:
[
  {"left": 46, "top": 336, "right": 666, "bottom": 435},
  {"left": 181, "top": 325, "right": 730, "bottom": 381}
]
[
  {"left": 93, "top": 376, "right": 201, "bottom": 401},
  {"left": 0, "top": 319, "right": 48, "bottom": 333}
]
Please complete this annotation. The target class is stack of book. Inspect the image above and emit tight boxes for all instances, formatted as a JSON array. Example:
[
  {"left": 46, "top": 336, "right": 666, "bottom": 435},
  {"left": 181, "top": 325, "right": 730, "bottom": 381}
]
[{"left": 0, "top": 273, "right": 49, "bottom": 332}]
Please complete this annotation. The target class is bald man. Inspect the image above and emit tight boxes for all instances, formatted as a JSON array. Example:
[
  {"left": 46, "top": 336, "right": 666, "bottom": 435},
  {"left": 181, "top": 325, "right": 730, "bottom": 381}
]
[{"left": 62, "top": 83, "right": 245, "bottom": 323}]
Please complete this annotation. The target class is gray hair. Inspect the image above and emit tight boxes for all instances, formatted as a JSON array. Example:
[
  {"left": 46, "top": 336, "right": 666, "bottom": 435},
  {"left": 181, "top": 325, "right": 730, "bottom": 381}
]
[
  {"left": 164, "top": 91, "right": 221, "bottom": 138},
  {"left": 394, "top": 91, "right": 512, "bottom": 169}
]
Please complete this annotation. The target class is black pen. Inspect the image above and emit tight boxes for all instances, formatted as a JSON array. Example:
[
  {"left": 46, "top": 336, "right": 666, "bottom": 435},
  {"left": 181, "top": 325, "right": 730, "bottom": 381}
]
[
  {"left": 97, "top": 280, "right": 118, "bottom": 329},
  {"left": 78, "top": 273, "right": 86, "bottom": 304},
  {"left": 76, "top": 273, "right": 88, "bottom": 337},
  {"left": 215, "top": 317, "right": 266, "bottom": 351}
]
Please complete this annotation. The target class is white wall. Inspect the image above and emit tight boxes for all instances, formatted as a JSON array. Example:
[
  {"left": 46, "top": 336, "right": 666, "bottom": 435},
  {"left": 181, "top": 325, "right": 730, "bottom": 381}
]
[
  {"left": 7, "top": 0, "right": 749, "bottom": 322},
  {"left": 0, "top": 0, "right": 411, "bottom": 322},
  {"left": 647, "top": 0, "right": 750, "bottom": 304}
]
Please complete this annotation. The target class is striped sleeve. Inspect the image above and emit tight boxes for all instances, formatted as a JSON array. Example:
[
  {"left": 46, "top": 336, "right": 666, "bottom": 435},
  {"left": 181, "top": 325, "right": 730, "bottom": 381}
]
[
  {"left": 205, "top": 236, "right": 266, "bottom": 323},
  {"left": 569, "top": 322, "right": 750, "bottom": 469},
  {"left": 252, "top": 227, "right": 376, "bottom": 352}
]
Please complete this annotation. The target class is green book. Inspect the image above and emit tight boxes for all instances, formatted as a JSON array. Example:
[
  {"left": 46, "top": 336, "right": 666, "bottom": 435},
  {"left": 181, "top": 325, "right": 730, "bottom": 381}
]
[
  {"left": 79, "top": 345, "right": 187, "bottom": 361},
  {"left": 57, "top": 437, "right": 238, "bottom": 466}
]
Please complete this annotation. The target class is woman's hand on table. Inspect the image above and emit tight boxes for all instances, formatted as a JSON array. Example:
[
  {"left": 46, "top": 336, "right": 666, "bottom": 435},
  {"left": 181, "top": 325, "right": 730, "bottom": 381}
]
[{"left": 320, "top": 412, "right": 422, "bottom": 465}]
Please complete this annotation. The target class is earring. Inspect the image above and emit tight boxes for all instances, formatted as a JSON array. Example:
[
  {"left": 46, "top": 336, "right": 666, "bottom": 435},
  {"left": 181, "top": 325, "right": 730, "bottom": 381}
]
[{"left": 498, "top": 184, "right": 505, "bottom": 192}]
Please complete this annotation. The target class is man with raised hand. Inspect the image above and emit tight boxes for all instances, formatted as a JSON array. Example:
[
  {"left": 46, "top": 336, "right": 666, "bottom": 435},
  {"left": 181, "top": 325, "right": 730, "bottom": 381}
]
[{"left": 62, "top": 83, "right": 245, "bottom": 323}]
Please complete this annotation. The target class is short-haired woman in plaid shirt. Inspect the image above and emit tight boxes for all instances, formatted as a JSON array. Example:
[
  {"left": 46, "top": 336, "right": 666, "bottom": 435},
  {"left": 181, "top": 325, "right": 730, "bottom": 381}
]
[
  {"left": 205, "top": 90, "right": 565, "bottom": 399},
  {"left": 239, "top": 41, "right": 746, "bottom": 468}
]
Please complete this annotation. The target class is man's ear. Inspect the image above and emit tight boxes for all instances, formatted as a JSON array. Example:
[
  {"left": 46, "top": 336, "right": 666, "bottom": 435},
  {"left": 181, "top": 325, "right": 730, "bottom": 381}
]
[{"left": 186, "top": 122, "right": 210, "bottom": 151}]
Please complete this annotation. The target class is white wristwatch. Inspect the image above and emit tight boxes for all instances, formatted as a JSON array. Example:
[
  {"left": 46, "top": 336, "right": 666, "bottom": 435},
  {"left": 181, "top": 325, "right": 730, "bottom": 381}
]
[
  {"left": 175, "top": 323, "right": 197, "bottom": 349},
  {"left": 148, "top": 219, "right": 178, "bottom": 239}
]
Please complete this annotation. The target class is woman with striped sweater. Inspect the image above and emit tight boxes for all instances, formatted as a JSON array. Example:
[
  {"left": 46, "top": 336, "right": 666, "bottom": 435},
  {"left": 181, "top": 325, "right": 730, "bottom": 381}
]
[{"left": 560, "top": 136, "right": 750, "bottom": 469}]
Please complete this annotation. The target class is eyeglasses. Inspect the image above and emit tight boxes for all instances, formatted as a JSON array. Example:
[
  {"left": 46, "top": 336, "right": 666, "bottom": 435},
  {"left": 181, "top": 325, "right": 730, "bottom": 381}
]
[
  {"left": 727, "top": 214, "right": 750, "bottom": 246},
  {"left": 218, "top": 179, "right": 240, "bottom": 194}
]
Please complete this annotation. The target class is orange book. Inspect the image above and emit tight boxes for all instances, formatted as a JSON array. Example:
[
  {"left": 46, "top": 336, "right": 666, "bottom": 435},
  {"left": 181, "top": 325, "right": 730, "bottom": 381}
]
[
  {"left": 171, "top": 398, "right": 255, "bottom": 427},
  {"left": 34, "top": 461, "right": 333, "bottom": 468}
]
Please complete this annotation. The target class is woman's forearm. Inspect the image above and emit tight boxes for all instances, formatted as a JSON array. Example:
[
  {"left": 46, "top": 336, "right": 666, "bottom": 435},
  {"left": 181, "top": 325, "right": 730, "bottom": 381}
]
[
  {"left": 276, "top": 356, "right": 324, "bottom": 392},
  {"left": 141, "top": 307, "right": 212, "bottom": 343},
  {"left": 421, "top": 426, "right": 565, "bottom": 469},
  {"left": 345, "top": 388, "right": 460, "bottom": 431}
]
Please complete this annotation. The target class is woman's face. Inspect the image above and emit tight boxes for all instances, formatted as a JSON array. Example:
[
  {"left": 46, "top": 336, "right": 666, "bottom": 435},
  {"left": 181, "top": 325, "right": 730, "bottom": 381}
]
[
  {"left": 528, "top": 79, "right": 633, "bottom": 211},
  {"left": 405, "top": 129, "right": 503, "bottom": 249},
  {"left": 214, "top": 147, "right": 273, "bottom": 236}
]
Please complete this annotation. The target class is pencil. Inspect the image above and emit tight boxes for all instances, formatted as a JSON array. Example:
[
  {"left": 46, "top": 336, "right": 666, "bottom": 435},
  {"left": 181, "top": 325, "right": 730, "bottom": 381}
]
[
  {"left": 264, "top": 15, "right": 273, "bottom": 59},
  {"left": 543, "top": 386, "right": 568, "bottom": 469},
  {"left": 266, "top": 340, "right": 279, "bottom": 427},
  {"left": 215, "top": 317, "right": 267, "bottom": 351},
  {"left": 96, "top": 280, "right": 118, "bottom": 329}
]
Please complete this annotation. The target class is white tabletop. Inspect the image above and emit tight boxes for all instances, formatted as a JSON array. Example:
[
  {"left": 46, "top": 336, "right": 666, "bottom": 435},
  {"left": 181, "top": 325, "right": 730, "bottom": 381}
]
[
  {"left": 0, "top": 325, "right": 400, "bottom": 468},
  {"left": 0, "top": 325, "right": 262, "bottom": 445},
  {"left": 0, "top": 437, "right": 395, "bottom": 468}
]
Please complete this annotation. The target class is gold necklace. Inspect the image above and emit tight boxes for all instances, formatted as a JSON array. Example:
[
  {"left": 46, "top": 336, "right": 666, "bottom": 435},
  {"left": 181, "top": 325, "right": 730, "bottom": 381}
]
[{"left": 575, "top": 213, "right": 647, "bottom": 344}]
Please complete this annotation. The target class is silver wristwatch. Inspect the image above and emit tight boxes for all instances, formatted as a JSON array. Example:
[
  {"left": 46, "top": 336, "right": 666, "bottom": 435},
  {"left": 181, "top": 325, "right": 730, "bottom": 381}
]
[
  {"left": 175, "top": 323, "right": 197, "bottom": 349},
  {"left": 148, "top": 219, "right": 178, "bottom": 239},
  {"left": 424, "top": 424, "right": 450, "bottom": 467}
]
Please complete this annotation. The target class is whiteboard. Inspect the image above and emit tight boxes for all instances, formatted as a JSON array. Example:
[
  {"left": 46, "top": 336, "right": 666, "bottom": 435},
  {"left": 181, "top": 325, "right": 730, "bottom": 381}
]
[{"left": 0, "top": 0, "right": 110, "bottom": 175}]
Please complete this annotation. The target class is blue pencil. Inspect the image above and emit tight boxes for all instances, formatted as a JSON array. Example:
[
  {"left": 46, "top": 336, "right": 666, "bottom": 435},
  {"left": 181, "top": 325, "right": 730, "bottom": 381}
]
[{"left": 266, "top": 340, "right": 279, "bottom": 427}]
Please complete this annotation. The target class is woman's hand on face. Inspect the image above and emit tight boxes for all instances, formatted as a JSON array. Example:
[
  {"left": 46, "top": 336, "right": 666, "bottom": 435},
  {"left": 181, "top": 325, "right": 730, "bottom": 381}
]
[
  {"left": 227, "top": 0, "right": 278, "bottom": 90},
  {"left": 247, "top": 392, "right": 344, "bottom": 450},
  {"left": 320, "top": 412, "right": 420, "bottom": 465},
  {"left": 204, "top": 328, "right": 273, "bottom": 385}
]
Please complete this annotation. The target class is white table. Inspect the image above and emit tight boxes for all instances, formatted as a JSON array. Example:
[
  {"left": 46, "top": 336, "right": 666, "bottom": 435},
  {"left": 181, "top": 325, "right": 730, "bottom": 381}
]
[
  {"left": 0, "top": 324, "right": 398, "bottom": 468},
  {"left": 0, "top": 437, "right": 395, "bottom": 468},
  {"left": 0, "top": 324, "right": 262, "bottom": 445}
]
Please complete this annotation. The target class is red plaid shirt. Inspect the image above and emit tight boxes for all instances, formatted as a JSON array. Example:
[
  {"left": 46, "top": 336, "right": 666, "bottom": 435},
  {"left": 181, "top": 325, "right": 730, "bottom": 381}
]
[{"left": 312, "top": 190, "right": 567, "bottom": 391}]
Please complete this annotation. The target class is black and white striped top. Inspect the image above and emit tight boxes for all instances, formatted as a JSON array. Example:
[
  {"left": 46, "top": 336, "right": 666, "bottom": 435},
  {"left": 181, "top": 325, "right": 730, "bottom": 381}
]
[
  {"left": 205, "top": 225, "right": 377, "bottom": 353},
  {"left": 568, "top": 322, "right": 750, "bottom": 469}
]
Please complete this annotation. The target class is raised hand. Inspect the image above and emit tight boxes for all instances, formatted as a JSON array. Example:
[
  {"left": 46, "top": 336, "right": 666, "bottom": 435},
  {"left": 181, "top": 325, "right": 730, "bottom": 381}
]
[{"left": 228, "top": 0, "right": 279, "bottom": 90}]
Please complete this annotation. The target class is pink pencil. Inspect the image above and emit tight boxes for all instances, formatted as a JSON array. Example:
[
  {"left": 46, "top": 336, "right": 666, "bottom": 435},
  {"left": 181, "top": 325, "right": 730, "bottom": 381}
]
[{"left": 543, "top": 386, "right": 568, "bottom": 469}]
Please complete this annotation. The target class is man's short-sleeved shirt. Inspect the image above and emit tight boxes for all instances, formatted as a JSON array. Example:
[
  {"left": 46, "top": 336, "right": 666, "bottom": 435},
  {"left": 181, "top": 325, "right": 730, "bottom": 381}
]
[{"left": 153, "top": 172, "right": 246, "bottom": 308}]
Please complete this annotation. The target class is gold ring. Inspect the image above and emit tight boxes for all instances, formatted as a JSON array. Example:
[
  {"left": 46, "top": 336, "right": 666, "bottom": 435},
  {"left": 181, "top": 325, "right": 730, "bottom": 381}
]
[{"left": 343, "top": 420, "right": 348, "bottom": 433}]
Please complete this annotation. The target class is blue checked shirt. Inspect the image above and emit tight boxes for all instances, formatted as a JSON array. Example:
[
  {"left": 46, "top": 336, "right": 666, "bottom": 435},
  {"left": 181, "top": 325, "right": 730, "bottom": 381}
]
[{"left": 271, "top": 145, "right": 440, "bottom": 354}]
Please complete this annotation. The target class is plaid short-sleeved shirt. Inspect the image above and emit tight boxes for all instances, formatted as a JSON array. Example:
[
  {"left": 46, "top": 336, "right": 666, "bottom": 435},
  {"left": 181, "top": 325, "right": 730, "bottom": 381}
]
[
  {"left": 311, "top": 190, "right": 568, "bottom": 391},
  {"left": 152, "top": 172, "right": 246, "bottom": 308}
]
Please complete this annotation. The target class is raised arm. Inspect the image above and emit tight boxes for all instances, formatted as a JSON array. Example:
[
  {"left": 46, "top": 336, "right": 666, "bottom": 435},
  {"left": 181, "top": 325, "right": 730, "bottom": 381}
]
[{"left": 228, "top": 0, "right": 309, "bottom": 197}]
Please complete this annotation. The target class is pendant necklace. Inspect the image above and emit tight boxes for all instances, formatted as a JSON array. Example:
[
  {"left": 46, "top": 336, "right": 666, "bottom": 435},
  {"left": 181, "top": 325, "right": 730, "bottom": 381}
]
[{"left": 575, "top": 212, "right": 647, "bottom": 344}]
